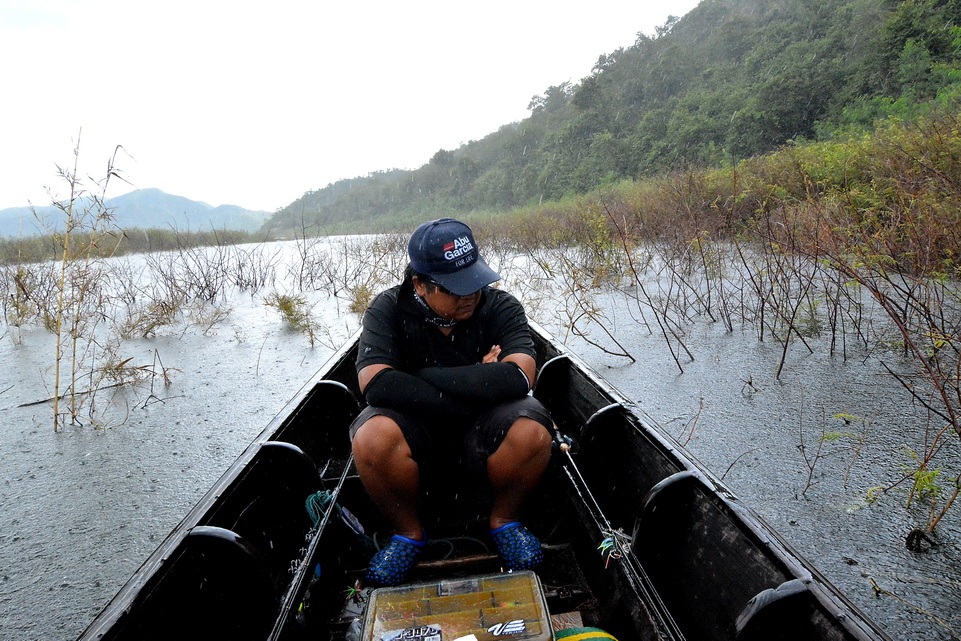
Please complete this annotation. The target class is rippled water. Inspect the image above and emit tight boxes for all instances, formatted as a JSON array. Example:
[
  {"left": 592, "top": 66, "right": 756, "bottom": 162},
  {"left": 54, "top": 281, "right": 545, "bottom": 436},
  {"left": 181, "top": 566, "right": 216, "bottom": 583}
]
[{"left": 1, "top": 241, "right": 959, "bottom": 640}]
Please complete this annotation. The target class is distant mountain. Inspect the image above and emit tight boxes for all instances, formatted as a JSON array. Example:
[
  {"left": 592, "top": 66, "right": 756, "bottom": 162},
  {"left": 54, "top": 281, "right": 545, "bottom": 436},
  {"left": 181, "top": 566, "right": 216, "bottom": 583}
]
[{"left": 0, "top": 188, "right": 271, "bottom": 238}]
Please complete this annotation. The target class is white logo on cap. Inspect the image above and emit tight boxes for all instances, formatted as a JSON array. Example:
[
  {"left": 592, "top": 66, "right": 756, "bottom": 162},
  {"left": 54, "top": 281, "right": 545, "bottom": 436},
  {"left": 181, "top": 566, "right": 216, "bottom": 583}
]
[
  {"left": 444, "top": 236, "right": 474, "bottom": 267},
  {"left": 443, "top": 236, "right": 474, "bottom": 263}
]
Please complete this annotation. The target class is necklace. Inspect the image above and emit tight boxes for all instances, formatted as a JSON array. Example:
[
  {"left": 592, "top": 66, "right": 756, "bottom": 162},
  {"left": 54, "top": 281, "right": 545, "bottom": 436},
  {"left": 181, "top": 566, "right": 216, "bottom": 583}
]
[{"left": 412, "top": 290, "right": 457, "bottom": 328}]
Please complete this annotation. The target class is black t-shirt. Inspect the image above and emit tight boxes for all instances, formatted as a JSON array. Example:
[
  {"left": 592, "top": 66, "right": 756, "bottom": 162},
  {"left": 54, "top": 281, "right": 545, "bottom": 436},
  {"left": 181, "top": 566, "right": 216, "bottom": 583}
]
[{"left": 356, "top": 278, "right": 535, "bottom": 373}]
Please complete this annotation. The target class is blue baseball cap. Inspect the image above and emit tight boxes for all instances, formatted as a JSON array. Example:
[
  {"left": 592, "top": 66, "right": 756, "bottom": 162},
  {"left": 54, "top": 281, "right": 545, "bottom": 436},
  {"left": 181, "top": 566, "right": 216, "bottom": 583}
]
[{"left": 408, "top": 218, "right": 501, "bottom": 295}]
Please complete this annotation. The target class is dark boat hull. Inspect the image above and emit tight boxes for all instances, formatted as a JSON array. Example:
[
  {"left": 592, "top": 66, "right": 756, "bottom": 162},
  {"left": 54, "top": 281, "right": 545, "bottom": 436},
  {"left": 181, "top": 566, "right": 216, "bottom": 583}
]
[{"left": 77, "top": 322, "right": 891, "bottom": 641}]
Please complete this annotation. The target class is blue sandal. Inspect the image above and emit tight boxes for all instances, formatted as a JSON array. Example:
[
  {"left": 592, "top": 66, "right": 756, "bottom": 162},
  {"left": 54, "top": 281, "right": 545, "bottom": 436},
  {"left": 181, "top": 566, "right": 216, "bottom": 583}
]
[
  {"left": 365, "top": 534, "right": 426, "bottom": 586},
  {"left": 491, "top": 522, "right": 543, "bottom": 570}
]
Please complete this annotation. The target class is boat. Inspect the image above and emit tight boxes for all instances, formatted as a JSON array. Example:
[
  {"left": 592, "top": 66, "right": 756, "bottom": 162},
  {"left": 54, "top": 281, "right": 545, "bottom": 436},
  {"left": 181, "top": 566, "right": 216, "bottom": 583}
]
[{"left": 76, "top": 321, "right": 892, "bottom": 641}]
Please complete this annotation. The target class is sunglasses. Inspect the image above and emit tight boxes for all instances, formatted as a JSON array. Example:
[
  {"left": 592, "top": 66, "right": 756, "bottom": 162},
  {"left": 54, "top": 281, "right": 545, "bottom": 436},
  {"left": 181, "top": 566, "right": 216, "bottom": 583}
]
[{"left": 427, "top": 278, "right": 479, "bottom": 298}]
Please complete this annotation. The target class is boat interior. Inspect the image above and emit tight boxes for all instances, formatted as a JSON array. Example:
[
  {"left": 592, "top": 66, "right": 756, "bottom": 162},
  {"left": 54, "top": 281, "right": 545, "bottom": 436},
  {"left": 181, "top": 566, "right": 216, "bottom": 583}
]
[{"left": 77, "top": 325, "right": 889, "bottom": 641}]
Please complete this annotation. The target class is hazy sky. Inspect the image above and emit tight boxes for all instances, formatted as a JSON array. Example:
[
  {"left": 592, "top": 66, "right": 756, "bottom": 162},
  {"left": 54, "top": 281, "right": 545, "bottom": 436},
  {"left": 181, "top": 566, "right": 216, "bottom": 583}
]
[{"left": 1, "top": 0, "right": 700, "bottom": 212}]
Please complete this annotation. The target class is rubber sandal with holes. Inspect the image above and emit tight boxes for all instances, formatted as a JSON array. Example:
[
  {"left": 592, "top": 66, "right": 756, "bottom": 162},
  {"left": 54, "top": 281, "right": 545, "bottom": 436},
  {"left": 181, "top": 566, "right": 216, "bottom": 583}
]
[
  {"left": 364, "top": 533, "right": 426, "bottom": 586},
  {"left": 490, "top": 521, "right": 543, "bottom": 570}
]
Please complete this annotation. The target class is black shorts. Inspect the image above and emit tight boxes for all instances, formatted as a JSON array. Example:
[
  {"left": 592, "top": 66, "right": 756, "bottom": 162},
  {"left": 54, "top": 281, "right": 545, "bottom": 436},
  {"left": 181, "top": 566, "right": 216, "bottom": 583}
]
[{"left": 348, "top": 396, "right": 553, "bottom": 473}]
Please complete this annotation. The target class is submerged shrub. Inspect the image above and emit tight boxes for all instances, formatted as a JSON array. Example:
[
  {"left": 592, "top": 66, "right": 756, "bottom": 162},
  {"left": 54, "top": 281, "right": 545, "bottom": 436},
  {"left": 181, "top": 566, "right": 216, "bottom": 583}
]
[{"left": 265, "top": 292, "right": 318, "bottom": 346}]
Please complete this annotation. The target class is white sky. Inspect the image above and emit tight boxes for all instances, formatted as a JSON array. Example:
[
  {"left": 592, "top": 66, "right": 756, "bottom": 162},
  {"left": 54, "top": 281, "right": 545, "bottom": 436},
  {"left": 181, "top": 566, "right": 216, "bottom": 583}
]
[{"left": 0, "top": 0, "right": 700, "bottom": 212}]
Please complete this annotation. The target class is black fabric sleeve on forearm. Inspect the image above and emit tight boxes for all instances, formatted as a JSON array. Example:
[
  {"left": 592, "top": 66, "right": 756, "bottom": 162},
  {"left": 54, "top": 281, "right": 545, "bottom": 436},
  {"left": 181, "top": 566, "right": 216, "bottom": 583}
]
[
  {"left": 415, "top": 362, "right": 530, "bottom": 403},
  {"left": 364, "top": 368, "right": 474, "bottom": 419}
]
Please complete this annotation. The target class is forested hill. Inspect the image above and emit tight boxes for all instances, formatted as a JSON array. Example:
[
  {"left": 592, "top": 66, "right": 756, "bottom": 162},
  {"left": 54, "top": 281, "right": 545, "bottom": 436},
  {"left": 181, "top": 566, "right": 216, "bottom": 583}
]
[{"left": 262, "top": 0, "right": 961, "bottom": 238}]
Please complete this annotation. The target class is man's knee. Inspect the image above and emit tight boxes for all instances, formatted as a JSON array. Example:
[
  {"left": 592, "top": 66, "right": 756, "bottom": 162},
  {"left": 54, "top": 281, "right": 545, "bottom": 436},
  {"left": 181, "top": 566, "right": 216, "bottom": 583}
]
[
  {"left": 519, "top": 416, "right": 553, "bottom": 441},
  {"left": 502, "top": 417, "right": 553, "bottom": 457},
  {"left": 352, "top": 414, "right": 405, "bottom": 460}
]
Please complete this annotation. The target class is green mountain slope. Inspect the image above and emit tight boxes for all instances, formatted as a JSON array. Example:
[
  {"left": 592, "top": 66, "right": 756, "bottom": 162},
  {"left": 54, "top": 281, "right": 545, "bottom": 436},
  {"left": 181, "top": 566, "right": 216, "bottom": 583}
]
[{"left": 262, "top": 0, "right": 961, "bottom": 238}]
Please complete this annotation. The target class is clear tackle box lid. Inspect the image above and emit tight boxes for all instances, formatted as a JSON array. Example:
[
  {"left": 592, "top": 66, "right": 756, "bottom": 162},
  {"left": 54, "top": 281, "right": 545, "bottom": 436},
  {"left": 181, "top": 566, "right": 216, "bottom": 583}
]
[{"left": 360, "top": 570, "right": 553, "bottom": 641}]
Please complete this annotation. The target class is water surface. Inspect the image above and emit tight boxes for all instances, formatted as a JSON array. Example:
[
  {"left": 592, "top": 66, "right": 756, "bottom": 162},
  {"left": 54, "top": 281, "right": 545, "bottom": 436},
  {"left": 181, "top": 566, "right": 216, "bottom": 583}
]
[{"left": 1, "top": 243, "right": 958, "bottom": 640}]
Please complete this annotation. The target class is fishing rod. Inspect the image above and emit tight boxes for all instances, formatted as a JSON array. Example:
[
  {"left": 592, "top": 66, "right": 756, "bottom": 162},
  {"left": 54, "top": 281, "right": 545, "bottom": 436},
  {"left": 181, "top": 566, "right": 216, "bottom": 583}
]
[{"left": 553, "top": 409, "right": 687, "bottom": 641}]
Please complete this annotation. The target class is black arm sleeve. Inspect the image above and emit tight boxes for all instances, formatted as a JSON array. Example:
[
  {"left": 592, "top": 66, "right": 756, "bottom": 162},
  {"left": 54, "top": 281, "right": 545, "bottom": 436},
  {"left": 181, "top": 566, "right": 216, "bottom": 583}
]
[
  {"left": 415, "top": 362, "right": 530, "bottom": 403},
  {"left": 364, "top": 368, "right": 474, "bottom": 419}
]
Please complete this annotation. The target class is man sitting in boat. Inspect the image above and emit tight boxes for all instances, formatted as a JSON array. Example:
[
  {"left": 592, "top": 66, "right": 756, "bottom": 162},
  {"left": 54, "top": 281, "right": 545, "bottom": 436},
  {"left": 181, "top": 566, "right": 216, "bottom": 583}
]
[{"left": 349, "top": 217, "right": 554, "bottom": 586}]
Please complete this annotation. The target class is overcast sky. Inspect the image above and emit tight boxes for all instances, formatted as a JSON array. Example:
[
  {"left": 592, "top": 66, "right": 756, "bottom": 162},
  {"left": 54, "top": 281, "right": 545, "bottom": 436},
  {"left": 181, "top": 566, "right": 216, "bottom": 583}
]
[{"left": 1, "top": 0, "right": 700, "bottom": 212}]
